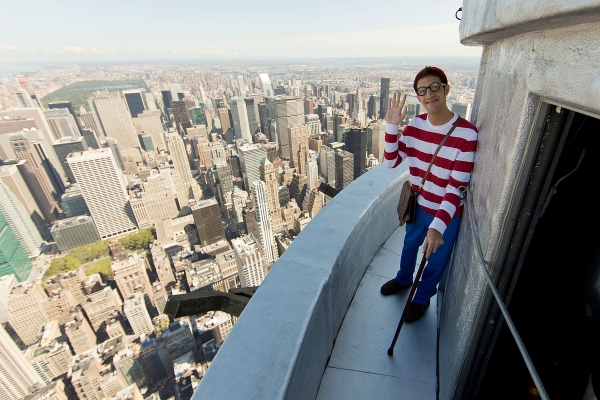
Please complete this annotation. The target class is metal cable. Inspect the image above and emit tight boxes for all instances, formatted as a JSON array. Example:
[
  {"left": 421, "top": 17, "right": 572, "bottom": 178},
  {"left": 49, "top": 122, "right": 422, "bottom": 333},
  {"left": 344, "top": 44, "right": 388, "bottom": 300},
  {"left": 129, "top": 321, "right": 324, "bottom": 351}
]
[{"left": 466, "top": 186, "right": 550, "bottom": 400}]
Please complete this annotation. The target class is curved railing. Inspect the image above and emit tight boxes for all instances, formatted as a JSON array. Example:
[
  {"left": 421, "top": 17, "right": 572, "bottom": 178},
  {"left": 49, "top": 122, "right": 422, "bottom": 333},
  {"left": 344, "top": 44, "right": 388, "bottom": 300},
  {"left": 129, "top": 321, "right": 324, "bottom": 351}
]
[{"left": 192, "top": 162, "right": 409, "bottom": 399}]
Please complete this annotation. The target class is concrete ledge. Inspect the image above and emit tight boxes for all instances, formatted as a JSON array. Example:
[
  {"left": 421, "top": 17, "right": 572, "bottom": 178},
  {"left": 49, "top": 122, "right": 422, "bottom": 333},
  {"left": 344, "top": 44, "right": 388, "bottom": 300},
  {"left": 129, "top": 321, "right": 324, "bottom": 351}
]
[
  {"left": 192, "top": 162, "right": 409, "bottom": 400},
  {"left": 459, "top": 0, "right": 600, "bottom": 45}
]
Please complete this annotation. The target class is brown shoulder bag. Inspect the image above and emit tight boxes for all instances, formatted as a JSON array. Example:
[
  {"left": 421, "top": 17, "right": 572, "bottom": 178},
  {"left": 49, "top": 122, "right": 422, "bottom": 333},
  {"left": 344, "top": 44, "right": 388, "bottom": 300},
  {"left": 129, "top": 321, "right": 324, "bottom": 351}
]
[{"left": 397, "top": 117, "right": 462, "bottom": 226}]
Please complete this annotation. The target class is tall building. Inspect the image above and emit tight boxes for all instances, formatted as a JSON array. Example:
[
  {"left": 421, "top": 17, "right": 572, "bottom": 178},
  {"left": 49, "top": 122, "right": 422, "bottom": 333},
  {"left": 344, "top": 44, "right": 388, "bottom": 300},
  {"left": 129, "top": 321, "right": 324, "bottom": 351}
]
[
  {"left": 287, "top": 124, "right": 309, "bottom": 170},
  {"left": 217, "top": 108, "right": 232, "bottom": 133},
  {"left": 81, "top": 287, "right": 123, "bottom": 331},
  {"left": 367, "top": 122, "right": 386, "bottom": 162},
  {"left": 122, "top": 89, "right": 146, "bottom": 118},
  {"left": 0, "top": 164, "right": 47, "bottom": 237},
  {"left": 320, "top": 145, "right": 336, "bottom": 188},
  {"left": 60, "top": 185, "right": 89, "bottom": 218},
  {"left": 48, "top": 100, "right": 83, "bottom": 134},
  {"left": 88, "top": 91, "right": 138, "bottom": 152},
  {"left": 258, "top": 73, "right": 273, "bottom": 97},
  {"left": 7, "top": 282, "right": 49, "bottom": 345},
  {"left": 335, "top": 149, "right": 354, "bottom": 191},
  {"left": 137, "top": 110, "right": 166, "bottom": 151},
  {"left": 26, "top": 338, "right": 73, "bottom": 384},
  {"left": 43, "top": 108, "right": 80, "bottom": 140},
  {"left": 130, "top": 172, "right": 179, "bottom": 226},
  {"left": 11, "top": 138, "right": 60, "bottom": 223},
  {"left": 161, "top": 90, "right": 173, "bottom": 118},
  {"left": 81, "top": 129, "right": 99, "bottom": 149},
  {"left": 40, "top": 291, "right": 77, "bottom": 325},
  {"left": 0, "top": 325, "right": 44, "bottom": 399},
  {"left": 250, "top": 180, "right": 278, "bottom": 264},
  {"left": 0, "top": 180, "right": 43, "bottom": 258},
  {"left": 367, "top": 94, "right": 377, "bottom": 119},
  {"left": 259, "top": 158, "right": 283, "bottom": 233},
  {"left": 231, "top": 234, "right": 267, "bottom": 287},
  {"left": 344, "top": 128, "right": 367, "bottom": 179},
  {"left": 52, "top": 136, "right": 88, "bottom": 184},
  {"left": 150, "top": 243, "right": 176, "bottom": 291},
  {"left": 170, "top": 100, "right": 191, "bottom": 133},
  {"left": 0, "top": 211, "right": 33, "bottom": 282},
  {"left": 192, "top": 198, "right": 225, "bottom": 247},
  {"left": 237, "top": 143, "right": 267, "bottom": 191},
  {"left": 64, "top": 313, "right": 97, "bottom": 355},
  {"left": 266, "top": 96, "right": 304, "bottom": 158},
  {"left": 165, "top": 132, "right": 201, "bottom": 214},
  {"left": 123, "top": 293, "right": 153, "bottom": 336},
  {"left": 230, "top": 97, "right": 252, "bottom": 142},
  {"left": 50, "top": 216, "right": 100, "bottom": 253},
  {"left": 305, "top": 114, "right": 320, "bottom": 135},
  {"left": 67, "top": 148, "right": 137, "bottom": 239},
  {"left": 245, "top": 98, "right": 259, "bottom": 135},
  {"left": 379, "top": 78, "right": 390, "bottom": 120},
  {"left": 79, "top": 106, "right": 105, "bottom": 137},
  {"left": 112, "top": 253, "right": 154, "bottom": 307}
]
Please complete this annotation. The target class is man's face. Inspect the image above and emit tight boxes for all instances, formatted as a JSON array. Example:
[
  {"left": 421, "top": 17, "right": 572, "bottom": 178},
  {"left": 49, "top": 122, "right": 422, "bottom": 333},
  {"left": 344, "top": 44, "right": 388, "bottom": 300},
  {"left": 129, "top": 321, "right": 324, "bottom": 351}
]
[{"left": 416, "top": 75, "right": 450, "bottom": 115}]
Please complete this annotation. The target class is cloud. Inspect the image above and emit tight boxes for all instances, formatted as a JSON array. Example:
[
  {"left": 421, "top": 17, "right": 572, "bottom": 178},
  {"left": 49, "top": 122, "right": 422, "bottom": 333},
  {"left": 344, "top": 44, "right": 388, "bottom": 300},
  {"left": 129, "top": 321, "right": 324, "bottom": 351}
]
[{"left": 63, "top": 46, "right": 84, "bottom": 52}]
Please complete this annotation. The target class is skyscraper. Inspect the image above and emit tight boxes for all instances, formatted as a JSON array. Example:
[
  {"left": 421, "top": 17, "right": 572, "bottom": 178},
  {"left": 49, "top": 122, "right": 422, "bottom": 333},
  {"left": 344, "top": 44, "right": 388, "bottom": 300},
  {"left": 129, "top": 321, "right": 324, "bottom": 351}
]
[
  {"left": 165, "top": 132, "right": 201, "bottom": 213},
  {"left": 217, "top": 108, "right": 232, "bottom": 133},
  {"left": 137, "top": 110, "right": 166, "bottom": 151},
  {"left": 48, "top": 101, "right": 82, "bottom": 134},
  {"left": 122, "top": 89, "right": 146, "bottom": 118},
  {"left": 0, "top": 180, "right": 43, "bottom": 258},
  {"left": 245, "top": 98, "right": 259, "bottom": 135},
  {"left": 287, "top": 124, "right": 309, "bottom": 170},
  {"left": 380, "top": 77, "right": 390, "bottom": 120},
  {"left": 237, "top": 143, "right": 267, "bottom": 191},
  {"left": 335, "top": 149, "right": 354, "bottom": 191},
  {"left": 7, "top": 282, "right": 49, "bottom": 345},
  {"left": 79, "top": 106, "right": 105, "bottom": 137},
  {"left": 344, "top": 128, "right": 367, "bottom": 179},
  {"left": 11, "top": 138, "right": 60, "bottom": 223},
  {"left": 170, "top": 100, "right": 191, "bottom": 133},
  {"left": 250, "top": 180, "right": 278, "bottom": 264},
  {"left": 88, "top": 91, "right": 138, "bottom": 152},
  {"left": 0, "top": 164, "right": 48, "bottom": 240},
  {"left": 192, "top": 198, "right": 225, "bottom": 247},
  {"left": 0, "top": 325, "right": 44, "bottom": 399},
  {"left": 52, "top": 136, "right": 88, "bottom": 184},
  {"left": 67, "top": 148, "right": 137, "bottom": 239},
  {"left": 123, "top": 292, "right": 153, "bottom": 336},
  {"left": 231, "top": 234, "right": 267, "bottom": 287},
  {"left": 112, "top": 253, "right": 154, "bottom": 307},
  {"left": 0, "top": 211, "right": 33, "bottom": 282},
  {"left": 259, "top": 158, "right": 283, "bottom": 234},
  {"left": 43, "top": 108, "right": 81, "bottom": 140},
  {"left": 367, "top": 95, "right": 376, "bottom": 119},
  {"left": 258, "top": 73, "right": 273, "bottom": 97},
  {"left": 266, "top": 97, "right": 304, "bottom": 158},
  {"left": 368, "top": 122, "right": 386, "bottom": 162},
  {"left": 230, "top": 97, "right": 252, "bottom": 142}
]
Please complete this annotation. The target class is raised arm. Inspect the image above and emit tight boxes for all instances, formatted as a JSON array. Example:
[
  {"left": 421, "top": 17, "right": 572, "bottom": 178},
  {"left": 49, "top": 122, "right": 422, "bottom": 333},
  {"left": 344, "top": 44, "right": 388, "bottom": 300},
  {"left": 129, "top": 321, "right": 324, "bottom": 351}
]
[{"left": 383, "top": 92, "right": 408, "bottom": 168}]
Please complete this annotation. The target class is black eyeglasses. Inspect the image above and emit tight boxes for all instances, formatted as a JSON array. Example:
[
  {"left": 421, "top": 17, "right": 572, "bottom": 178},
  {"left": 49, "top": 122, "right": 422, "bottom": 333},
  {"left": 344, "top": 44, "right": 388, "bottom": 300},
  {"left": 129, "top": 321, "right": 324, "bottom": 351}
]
[{"left": 415, "top": 82, "right": 446, "bottom": 96}]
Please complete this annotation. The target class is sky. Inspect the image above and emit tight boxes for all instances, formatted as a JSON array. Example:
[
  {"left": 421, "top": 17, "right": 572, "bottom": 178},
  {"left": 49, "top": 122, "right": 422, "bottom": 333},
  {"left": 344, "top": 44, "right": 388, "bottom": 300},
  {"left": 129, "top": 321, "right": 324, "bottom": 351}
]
[{"left": 0, "top": 0, "right": 481, "bottom": 62}]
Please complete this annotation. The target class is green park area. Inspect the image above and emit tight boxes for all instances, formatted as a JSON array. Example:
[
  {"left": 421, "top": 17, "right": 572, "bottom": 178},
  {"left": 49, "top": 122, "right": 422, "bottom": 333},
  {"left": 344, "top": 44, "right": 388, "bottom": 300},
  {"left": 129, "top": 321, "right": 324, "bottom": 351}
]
[
  {"left": 43, "top": 227, "right": 155, "bottom": 283},
  {"left": 39, "top": 79, "right": 147, "bottom": 112}
]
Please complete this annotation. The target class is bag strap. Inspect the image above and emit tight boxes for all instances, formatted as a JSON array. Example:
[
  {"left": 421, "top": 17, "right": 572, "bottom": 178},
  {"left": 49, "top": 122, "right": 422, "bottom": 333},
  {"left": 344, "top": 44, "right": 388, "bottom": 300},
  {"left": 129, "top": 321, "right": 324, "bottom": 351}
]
[{"left": 417, "top": 116, "right": 462, "bottom": 195}]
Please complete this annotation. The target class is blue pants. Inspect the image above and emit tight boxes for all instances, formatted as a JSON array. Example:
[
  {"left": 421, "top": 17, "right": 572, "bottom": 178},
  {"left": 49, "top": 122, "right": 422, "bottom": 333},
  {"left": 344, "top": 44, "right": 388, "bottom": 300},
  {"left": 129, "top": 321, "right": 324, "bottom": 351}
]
[{"left": 395, "top": 205, "right": 462, "bottom": 305}]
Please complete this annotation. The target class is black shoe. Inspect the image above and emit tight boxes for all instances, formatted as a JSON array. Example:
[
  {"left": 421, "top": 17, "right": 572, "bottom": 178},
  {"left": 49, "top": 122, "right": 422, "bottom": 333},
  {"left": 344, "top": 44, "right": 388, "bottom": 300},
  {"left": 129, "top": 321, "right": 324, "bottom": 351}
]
[
  {"left": 380, "top": 279, "right": 412, "bottom": 296},
  {"left": 405, "top": 301, "right": 430, "bottom": 322}
]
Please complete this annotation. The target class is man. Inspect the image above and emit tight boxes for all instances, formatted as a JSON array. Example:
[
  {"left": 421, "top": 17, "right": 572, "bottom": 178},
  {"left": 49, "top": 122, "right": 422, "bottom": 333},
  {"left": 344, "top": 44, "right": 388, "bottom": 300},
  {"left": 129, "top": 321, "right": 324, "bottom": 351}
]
[{"left": 380, "top": 66, "right": 478, "bottom": 322}]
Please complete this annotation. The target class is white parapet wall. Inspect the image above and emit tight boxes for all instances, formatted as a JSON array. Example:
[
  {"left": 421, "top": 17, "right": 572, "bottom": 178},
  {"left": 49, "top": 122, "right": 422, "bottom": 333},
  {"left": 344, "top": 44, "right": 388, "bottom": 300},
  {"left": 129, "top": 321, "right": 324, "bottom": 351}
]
[{"left": 192, "top": 162, "right": 409, "bottom": 399}]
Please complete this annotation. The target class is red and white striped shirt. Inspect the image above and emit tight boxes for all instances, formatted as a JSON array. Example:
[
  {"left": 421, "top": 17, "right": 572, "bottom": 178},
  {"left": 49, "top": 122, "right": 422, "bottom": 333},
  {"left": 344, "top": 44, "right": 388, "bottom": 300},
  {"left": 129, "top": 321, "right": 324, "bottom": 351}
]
[{"left": 384, "top": 113, "right": 478, "bottom": 235}]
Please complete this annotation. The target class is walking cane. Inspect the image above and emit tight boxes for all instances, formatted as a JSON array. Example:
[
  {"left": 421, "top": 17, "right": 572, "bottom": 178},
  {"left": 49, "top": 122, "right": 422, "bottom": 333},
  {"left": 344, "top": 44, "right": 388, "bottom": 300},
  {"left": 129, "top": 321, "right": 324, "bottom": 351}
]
[{"left": 387, "top": 255, "right": 428, "bottom": 356}]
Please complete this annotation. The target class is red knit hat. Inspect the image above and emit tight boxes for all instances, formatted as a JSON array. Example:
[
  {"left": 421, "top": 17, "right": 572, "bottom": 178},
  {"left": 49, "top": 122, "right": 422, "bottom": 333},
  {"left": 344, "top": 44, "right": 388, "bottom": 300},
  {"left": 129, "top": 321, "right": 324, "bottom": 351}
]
[{"left": 413, "top": 66, "right": 448, "bottom": 92}]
